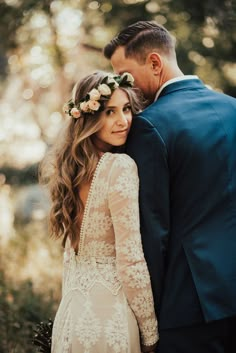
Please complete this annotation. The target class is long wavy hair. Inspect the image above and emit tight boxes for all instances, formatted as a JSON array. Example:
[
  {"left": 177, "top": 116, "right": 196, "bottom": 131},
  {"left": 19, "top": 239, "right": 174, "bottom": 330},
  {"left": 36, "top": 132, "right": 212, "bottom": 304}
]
[{"left": 39, "top": 71, "right": 144, "bottom": 249}]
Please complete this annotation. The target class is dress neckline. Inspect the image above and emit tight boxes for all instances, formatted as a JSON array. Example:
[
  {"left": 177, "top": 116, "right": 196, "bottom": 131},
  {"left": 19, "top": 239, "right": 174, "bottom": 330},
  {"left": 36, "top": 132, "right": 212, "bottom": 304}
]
[{"left": 77, "top": 152, "right": 110, "bottom": 256}]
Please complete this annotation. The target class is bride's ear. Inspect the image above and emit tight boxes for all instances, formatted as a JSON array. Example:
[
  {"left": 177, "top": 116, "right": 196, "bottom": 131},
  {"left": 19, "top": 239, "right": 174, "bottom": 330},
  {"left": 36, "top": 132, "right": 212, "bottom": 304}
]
[{"left": 147, "top": 52, "right": 163, "bottom": 75}]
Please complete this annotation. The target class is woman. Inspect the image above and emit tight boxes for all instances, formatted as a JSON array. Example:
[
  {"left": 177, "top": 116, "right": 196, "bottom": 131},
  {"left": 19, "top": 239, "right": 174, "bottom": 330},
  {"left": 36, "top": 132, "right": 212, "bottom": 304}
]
[{"left": 40, "top": 71, "right": 158, "bottom": 353}]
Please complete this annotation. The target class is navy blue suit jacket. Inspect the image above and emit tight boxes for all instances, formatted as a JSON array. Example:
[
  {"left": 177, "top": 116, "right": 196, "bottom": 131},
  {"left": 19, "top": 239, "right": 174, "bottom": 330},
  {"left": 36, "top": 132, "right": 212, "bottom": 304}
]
[{"left": 126, "top": 78, "right": 236, "bottom": 329}]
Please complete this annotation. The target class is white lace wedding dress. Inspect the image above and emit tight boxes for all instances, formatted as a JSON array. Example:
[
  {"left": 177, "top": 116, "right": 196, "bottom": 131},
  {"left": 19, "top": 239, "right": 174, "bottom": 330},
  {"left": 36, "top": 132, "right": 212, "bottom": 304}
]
[{"left": 51, "top": 153, "right": 158, "bottom": 353}]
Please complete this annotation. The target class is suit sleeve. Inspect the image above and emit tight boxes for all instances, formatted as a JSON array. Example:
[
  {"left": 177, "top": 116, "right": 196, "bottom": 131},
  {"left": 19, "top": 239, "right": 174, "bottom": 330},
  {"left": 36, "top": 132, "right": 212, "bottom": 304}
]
[
  {"left": 108, "top": 154, "right": 159, "bottom": 350},
  {"left": 126, "top": 115, "right": 170, "bottom": 313}
]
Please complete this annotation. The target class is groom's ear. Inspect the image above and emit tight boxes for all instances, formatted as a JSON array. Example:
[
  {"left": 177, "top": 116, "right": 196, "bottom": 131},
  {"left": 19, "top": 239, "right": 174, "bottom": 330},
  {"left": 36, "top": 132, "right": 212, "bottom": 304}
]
[{"left": 147, "top": 52, "right": 163, "bottom": 75}]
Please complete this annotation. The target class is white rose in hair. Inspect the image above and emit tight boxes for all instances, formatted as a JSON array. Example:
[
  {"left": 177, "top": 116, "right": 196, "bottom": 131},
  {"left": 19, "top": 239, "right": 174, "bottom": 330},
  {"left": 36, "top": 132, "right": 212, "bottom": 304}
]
[
  {"left": 80, "top": 101, "right": 89, "bottom": 112},
  {"left": 88, "top": 100, "right": 100, "bottom": 111},
  {"left": 89, "top": 88, "right": 101, "bottom": 101},
  {"left": 98, "top": 83, "right": 112, "bottom": 96},
  {"left": 123, "top": 72, "right": 134, "bottom": 84},
  {"left": 106, "top": 77, "right": 119, "bottom": 88}
]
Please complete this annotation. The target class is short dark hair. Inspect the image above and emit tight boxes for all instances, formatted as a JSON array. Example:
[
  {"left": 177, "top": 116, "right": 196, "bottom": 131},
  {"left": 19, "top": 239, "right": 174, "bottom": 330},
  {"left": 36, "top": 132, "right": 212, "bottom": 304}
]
[{"left": 104, "top": 20, "right": 175, "bottom": 63}]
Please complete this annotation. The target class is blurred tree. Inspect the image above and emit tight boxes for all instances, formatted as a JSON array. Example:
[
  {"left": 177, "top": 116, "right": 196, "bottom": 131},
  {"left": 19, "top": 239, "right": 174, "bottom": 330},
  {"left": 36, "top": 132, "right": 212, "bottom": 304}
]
[
  {"left": 0, "top": 0, "right": 235, "bottom": 94},
  {"left": 0, "top": 0, "right": 61, "bottom": 80}
]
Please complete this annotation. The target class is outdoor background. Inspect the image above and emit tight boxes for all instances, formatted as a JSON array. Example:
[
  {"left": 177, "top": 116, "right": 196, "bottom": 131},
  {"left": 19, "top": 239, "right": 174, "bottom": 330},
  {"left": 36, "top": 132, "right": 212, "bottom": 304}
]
[{"left": 0, "top": 0, "right": 235, "bottom": 351}]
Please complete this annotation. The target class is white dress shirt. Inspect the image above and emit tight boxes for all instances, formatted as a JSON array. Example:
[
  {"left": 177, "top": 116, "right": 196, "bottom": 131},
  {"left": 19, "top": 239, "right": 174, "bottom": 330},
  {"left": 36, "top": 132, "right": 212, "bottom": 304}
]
[{"left": 154, "top": 75, "right": 199, "bottom": 101}]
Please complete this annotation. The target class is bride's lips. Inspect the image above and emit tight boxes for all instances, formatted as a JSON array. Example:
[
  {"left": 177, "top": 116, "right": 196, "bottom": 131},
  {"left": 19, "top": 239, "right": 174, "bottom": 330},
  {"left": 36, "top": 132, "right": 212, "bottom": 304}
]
[{"left": 112, "top": 129, "right": 128, "bottom": 134}]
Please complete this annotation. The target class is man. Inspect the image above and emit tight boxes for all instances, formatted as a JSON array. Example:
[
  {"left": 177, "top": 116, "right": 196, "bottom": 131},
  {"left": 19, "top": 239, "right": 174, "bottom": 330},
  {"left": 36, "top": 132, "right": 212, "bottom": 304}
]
[{"left": 104, "top": 21, "right": 236, "bottom": 353}]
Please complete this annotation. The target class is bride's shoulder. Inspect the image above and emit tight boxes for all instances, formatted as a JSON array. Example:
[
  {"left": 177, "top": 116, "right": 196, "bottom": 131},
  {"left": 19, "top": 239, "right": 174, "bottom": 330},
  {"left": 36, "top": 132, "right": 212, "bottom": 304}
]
[
  {"left": 108, "top": 152, "right": 137, "bottom": 169},
  {"left": 103, "top": 153, "right": 138, "bottom": 181}
]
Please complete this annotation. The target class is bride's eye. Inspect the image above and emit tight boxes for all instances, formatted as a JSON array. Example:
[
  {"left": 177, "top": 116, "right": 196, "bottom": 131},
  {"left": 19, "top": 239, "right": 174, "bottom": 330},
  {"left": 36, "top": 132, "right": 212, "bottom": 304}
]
[
  {"left": 123, "top": 105, "right": 131, "bottom": 112},
  {"left": 105, "top": 109, "right": 115, "bottom": 116}
]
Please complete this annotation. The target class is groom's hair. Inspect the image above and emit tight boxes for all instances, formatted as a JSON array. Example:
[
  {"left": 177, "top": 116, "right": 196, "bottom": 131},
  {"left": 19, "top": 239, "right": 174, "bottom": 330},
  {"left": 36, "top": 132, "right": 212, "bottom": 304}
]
[{"left": 104, "top": 21, "right": 176, "bottom": 63}]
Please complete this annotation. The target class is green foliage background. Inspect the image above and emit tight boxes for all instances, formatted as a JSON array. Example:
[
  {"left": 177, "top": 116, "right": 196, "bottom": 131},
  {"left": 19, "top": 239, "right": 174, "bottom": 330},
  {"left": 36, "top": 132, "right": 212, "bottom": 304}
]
[
  {"left": 1, "top": 0, "right": 236, "bottom": 95},
  {"left": 0, "top": 270, "right": 55, "bottom": 353}
]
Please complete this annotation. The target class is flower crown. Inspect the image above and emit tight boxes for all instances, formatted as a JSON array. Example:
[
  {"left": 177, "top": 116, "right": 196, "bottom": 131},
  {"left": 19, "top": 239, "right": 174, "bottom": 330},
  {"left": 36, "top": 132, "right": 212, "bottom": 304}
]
[{"left": 63, "top": 72, "right": 134, "bottom": 119}]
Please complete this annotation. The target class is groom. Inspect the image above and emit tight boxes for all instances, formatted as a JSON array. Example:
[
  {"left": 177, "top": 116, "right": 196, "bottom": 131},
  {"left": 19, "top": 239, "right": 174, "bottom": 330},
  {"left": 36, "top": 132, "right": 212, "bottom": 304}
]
[{"left": 104, "top": 21, "right": 236, "bottom": 352}]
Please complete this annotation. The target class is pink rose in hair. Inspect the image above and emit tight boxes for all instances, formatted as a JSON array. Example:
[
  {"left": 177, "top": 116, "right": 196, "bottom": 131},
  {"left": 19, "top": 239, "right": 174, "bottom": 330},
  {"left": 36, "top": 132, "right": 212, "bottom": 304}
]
[
  {"left": 63, "top": 103, "right": 70, "bottom": 113},
  {"left": 70, "top": 107, "right": 81, "bottom": 118},
  {"left": 88, "top": 100, "right": 101, "bottom": 111}
]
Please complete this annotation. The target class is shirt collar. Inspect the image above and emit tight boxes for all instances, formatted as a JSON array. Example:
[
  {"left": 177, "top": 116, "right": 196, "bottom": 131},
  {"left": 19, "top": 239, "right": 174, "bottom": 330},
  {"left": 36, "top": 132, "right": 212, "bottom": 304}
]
[{"left": 154, "top": 75, "right": 199, "bottom": 101}]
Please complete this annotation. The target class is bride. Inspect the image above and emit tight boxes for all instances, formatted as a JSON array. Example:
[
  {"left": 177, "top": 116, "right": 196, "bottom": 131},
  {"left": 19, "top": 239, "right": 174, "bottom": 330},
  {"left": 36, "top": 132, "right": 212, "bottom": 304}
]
[{"left": 40, "top": 71, "right": 158, "bottom": 353}]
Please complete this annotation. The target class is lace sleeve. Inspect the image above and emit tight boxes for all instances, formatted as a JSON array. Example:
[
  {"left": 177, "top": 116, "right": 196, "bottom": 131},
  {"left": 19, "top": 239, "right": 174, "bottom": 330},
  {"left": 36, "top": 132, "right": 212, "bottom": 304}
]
[{"left": 108, "top": 154, "right": 159, "bottom": 349}]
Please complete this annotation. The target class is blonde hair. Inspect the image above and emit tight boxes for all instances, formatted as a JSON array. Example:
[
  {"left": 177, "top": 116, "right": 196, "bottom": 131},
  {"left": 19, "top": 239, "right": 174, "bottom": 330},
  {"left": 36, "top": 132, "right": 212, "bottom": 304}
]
[{"left": 39, "top": 71, "right": 143, "bottom": 249}]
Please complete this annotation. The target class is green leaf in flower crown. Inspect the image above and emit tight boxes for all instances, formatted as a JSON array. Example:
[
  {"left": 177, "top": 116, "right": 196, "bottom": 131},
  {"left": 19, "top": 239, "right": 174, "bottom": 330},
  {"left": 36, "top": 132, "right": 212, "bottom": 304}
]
[{"left": 108, "top": 82, "right": 116, "bottom": 89}]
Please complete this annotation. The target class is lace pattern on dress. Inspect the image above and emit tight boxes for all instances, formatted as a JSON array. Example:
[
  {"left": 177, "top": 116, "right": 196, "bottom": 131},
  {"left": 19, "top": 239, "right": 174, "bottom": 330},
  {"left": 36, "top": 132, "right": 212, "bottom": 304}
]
[
  {"left": 75, "top": 299, "right": 102, "bottom": 353},
  {"left": 104, "top": 301, "right": 129, "bottom": 353},
  {"left": 52, "top": 153, "right": 158, "bottom": 352},
  {"left": 63, "top": 249, "right": 121, "bottom": 297}
]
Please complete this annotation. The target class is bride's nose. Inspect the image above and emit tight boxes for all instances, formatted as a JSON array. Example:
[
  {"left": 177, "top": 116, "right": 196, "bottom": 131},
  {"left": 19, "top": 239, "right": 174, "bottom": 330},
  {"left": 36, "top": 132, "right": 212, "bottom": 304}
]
[{"left": 116, "top": 112, "right": 128, "bottom": 125}]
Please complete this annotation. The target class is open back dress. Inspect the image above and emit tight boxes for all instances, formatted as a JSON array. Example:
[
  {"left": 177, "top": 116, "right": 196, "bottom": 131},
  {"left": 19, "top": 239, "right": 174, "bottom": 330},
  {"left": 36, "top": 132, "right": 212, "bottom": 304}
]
[{"left": 51, "top": 152, "right": 158, "bottom": 353}]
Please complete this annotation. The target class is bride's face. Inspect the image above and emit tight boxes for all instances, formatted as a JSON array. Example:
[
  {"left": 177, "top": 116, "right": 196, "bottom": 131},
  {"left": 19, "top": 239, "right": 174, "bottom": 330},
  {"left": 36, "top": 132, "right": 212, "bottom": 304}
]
[{"left": 93, "top": 88, "right": 133, "bottom": 152}]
